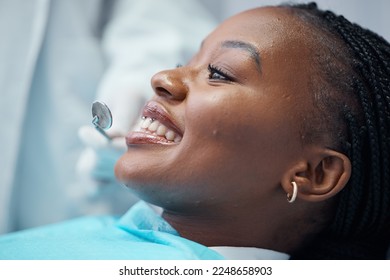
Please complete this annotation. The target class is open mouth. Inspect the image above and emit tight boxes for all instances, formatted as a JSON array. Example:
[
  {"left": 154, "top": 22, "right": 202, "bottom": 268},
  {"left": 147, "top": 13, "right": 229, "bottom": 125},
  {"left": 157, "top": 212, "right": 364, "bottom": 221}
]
[
  {"left": 136, "top": 116, "right": 182, "bottom": 143},
  {"left": 126, "top": 101, "right": 183, "bottom": 145}
]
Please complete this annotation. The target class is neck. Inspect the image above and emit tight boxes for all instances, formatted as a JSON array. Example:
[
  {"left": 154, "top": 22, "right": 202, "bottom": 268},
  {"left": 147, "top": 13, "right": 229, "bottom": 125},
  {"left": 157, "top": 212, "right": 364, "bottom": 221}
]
[
  {"left": 161, "top": 199, "right": 314, "bottom": 254},
  {"left": 163, "top": 209, "right": 258, "bottom": 247}
]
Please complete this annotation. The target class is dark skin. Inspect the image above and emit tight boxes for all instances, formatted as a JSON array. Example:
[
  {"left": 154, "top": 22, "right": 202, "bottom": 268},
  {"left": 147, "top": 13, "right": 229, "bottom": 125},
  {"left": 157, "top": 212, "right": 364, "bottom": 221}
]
[{"left": 115, "top": 7, "right": 351, "bottom": 254}]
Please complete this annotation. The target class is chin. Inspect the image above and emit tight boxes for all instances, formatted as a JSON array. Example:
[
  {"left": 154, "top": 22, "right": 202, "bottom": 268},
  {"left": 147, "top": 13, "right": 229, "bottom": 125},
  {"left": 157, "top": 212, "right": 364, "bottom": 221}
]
[
  {"left": 114, "top": 152, "right": 169, "bottom": 192},
  {"left": 114, "top": 153, "right": 136, "bottom": 186}
]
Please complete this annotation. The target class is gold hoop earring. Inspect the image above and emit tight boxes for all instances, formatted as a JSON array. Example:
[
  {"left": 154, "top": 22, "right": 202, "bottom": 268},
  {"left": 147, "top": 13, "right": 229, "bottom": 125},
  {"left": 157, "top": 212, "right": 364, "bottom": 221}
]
[{"left": 287, "top": 181, "right": 298, "bottom": 203}]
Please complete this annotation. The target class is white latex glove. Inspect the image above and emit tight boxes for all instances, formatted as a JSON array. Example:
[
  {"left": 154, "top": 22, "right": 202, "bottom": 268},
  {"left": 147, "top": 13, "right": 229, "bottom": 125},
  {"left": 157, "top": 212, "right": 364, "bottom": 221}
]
[
  {"left": 77, "top": 90, "right": 146, "bottom": 187},
  {"left": 74, "top": 125, "right": 142, "bottom": 214},
  {"left": 77, "top": 126, "right": 126, "bottom": 184}
]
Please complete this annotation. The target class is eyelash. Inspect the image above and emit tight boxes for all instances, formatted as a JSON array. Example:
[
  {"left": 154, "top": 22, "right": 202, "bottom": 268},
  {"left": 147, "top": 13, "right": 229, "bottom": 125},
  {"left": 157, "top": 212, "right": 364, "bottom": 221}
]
[{"left": 208, "top": 64, "right": 233, "bottom": 82}]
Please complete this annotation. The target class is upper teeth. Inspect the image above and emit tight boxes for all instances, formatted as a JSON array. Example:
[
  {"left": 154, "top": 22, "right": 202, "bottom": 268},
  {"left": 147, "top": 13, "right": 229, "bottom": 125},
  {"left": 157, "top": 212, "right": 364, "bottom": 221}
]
[{"left": 135, "top": 117, "right": 182, "bottom": 143}]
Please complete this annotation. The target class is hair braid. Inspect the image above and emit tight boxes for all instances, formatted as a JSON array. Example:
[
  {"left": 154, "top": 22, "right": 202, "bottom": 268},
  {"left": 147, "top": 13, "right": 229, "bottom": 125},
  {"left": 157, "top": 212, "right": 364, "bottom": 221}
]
[{"left": 285, "top": 2, "right": 390, "bottom": 258}]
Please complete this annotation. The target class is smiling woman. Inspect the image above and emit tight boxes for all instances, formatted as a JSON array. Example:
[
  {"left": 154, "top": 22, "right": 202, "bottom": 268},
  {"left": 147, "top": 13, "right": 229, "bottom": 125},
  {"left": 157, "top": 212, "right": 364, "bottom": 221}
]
[{"left": 0, "top": 2, "right": 389, "bottom": 260}]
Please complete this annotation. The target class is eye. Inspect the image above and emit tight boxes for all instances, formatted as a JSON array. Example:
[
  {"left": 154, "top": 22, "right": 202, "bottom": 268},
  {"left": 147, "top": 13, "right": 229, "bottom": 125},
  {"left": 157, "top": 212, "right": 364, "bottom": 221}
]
[{"left": 208, "top": 64, "right": 233, "bottom": 82}]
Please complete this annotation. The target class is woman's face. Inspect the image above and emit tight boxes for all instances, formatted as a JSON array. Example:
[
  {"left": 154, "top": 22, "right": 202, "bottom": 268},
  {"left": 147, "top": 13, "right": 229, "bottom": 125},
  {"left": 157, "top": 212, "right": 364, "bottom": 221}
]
[{"left": 115, "top": 7, "right": 314, "bottom": 213}]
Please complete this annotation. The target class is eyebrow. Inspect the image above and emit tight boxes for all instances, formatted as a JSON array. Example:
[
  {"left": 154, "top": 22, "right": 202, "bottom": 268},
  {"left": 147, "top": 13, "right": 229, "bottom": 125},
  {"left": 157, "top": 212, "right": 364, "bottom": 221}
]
[{"left": 221, "top": 40, "right": 262, "bottom": 73}]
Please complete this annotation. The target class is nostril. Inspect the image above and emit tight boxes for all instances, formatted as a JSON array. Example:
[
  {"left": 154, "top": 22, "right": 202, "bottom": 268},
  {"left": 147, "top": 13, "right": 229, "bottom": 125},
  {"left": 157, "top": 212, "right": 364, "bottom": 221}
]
[
  {"left": 151, "top": 69, "right": 188, "bottom": 101},
  {"left": 155, "top": 86, "right": 173, "bottom": 98}
]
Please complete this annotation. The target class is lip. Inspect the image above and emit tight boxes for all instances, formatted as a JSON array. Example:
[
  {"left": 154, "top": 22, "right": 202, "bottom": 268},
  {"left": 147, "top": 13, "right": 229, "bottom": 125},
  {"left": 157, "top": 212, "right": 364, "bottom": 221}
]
[
  {"left": 126, "top": 131, "right": 178, "bottom": 145},
  {"left": 126, "top": 100, "right": 183, "bottom": 146}
]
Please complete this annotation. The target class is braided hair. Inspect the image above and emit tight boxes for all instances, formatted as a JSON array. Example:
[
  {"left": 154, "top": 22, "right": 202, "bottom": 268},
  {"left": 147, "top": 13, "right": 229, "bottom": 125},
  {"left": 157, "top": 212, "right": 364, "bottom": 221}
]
[{"left": 282, "top": 2, "right": 390, "bottom": 259}]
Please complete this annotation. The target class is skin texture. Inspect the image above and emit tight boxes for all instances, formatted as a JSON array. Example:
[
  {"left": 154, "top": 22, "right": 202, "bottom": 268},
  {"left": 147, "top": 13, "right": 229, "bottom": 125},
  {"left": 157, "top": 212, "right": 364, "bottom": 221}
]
[{"left": 115, "top": 7, "right": 351, "bottom": 254}]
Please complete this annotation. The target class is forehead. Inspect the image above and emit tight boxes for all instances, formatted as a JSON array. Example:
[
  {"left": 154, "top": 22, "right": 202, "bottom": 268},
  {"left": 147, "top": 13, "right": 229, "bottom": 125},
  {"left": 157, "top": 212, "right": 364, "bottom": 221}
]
[{"left": 204, "top": 7, "right": 306, "bottom": 50}]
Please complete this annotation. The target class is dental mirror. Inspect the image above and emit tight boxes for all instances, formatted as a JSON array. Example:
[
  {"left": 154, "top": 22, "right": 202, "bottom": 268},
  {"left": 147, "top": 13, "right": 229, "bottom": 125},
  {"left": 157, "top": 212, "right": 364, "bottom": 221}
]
[{"left": 92, "top": 101, "right": 113, "bottom": 141}]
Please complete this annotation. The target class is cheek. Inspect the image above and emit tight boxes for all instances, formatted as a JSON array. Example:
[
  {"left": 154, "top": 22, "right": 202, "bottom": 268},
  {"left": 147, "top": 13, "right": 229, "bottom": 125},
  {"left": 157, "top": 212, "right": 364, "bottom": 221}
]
[
  {"left": 186, "top": 89, "right": 292, "bottom": 150},
  {"left": 183, "top": 91, "right": 296, "bottom": 188},
  {"left": 186, "top": 92, "right": 254, "bottom": 143}
]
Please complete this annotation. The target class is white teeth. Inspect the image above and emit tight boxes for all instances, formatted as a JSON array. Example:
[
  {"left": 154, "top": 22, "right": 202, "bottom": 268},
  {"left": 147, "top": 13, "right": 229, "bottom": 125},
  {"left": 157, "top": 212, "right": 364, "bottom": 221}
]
[
  {"left": 141, "top": 118, "right": 153, "bottom": 129},
  {"left": 156, "top": 125, "right": 167, "bottom": 136},
  {"left": 148, "top": 120, "right": 159, "bottom": 132},
  {"left": 165, "top": 130, "right": 175, "bottom": 141},
  {"left": 138, "top": 117, "right": 181, "bottom": 143}
]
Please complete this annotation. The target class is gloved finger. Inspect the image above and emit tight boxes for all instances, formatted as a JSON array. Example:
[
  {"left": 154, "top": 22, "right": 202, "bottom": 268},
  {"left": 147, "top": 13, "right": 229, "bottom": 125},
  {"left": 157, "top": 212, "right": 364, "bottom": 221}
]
[
  {"left": 76, "top": 145, "right": 121, "bottom": 183},
  {"left": 92, "top": 147, "right": 123, "bottom": 181},
  {"left": 78, "top": 125, "right": 109, "bottom": 149},
  {"left": 110, "top": 136, "right": 127, "bottom": 151},
  {"left": 76, "top": 147, "right": 97, "bottom": 176},
  {"left": 79, "top": 125, "right": 127, "bottom": 151}
]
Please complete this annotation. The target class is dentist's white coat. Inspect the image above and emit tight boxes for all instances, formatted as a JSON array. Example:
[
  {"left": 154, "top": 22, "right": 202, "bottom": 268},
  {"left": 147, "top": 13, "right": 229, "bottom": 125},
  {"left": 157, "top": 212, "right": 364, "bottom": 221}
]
[{"left": 0, "top": 0, "right": 216, "bottom": 234}]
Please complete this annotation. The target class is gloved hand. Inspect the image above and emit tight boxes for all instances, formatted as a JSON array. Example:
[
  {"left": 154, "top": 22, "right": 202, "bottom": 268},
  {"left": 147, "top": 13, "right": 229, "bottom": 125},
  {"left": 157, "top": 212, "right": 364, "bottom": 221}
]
[
  {"left": 76, "top": 126, "right": 126, "bottom": 184},
  {"left": 76, "top": 87, "right": 147, "bottom": 186}
]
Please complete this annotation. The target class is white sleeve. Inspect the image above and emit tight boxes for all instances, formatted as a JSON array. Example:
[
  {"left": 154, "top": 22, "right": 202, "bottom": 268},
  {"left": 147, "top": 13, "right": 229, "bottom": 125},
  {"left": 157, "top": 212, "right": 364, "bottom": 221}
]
[{"left": 96, "top": 0, "right": 217, "bottom": 134}]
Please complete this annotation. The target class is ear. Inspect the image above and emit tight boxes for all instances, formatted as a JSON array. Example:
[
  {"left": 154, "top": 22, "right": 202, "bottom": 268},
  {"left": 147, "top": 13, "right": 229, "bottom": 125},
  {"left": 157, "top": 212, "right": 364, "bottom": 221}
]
[{"left": 281, "top": 148, "right": 351, "bottom": 202}]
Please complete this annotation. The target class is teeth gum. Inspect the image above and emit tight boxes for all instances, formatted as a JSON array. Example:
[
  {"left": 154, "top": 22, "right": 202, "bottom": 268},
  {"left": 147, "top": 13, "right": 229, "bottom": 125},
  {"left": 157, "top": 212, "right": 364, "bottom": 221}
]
[{"left": 136, "top": 117, "right": 182, "bottom": 143}]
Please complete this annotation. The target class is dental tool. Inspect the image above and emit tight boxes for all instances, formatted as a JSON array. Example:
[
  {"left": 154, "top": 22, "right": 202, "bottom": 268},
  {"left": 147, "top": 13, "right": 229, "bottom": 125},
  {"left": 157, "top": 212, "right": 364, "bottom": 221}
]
[{"left": 91, "top": 101, "right": 113, "bottom": 141}]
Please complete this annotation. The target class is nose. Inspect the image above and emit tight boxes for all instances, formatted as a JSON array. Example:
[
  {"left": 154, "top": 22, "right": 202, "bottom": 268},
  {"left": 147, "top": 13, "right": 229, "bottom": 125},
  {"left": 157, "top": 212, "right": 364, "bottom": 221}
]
[{"left": 151, "top": 68, "right": 188, "bottom": 101}]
